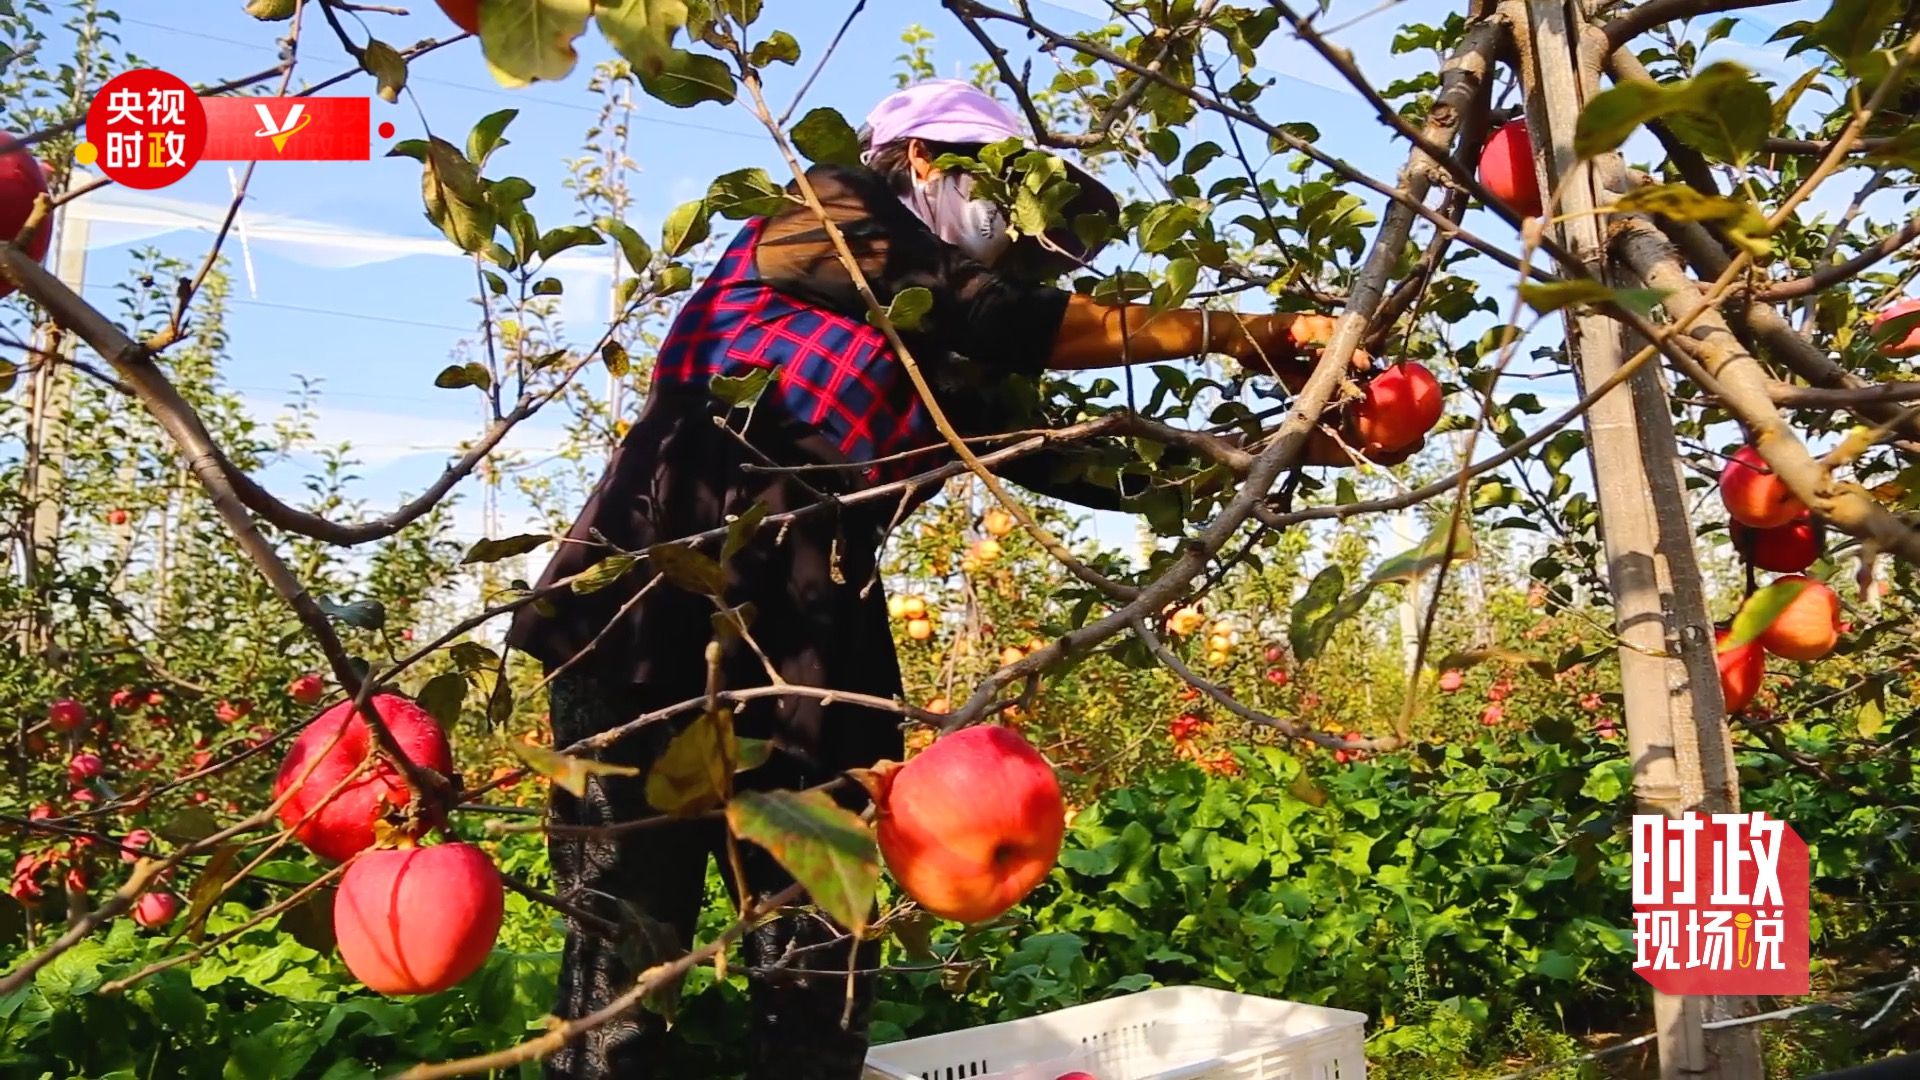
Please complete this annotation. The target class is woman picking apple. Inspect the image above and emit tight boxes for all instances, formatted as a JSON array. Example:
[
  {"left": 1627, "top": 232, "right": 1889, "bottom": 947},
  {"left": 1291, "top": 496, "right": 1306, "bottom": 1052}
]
[{"left": 506, "top": 80, "right": 1439, "bottom": 1079}]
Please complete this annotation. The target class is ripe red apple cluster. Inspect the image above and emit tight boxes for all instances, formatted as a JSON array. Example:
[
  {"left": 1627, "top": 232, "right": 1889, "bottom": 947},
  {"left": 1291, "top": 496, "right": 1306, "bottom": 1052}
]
[
  {"left": 1714, "top": 444, "right": 1845, "bottom": 714},
  {"left": 872, "top": 725, "right": 1065, "bottom": 924},
  {"left": 273, "top": 693, "right": 502, "bottom": 996}
]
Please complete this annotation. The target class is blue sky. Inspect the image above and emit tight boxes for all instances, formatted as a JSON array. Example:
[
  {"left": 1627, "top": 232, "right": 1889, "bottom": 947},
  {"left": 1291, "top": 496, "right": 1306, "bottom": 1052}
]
[{"left": 73, "top": 0, "right": 1829, "bottom": 562}]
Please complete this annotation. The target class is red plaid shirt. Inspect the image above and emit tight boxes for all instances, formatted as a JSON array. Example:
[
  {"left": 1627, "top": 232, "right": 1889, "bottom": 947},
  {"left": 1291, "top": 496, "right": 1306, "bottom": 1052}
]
[{"left": 652, "top": 218, "right": 933, "bottom": 483}]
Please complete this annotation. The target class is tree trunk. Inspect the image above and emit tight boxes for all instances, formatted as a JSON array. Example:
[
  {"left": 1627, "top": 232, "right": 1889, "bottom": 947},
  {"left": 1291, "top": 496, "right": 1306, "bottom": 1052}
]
[{"left": 1509, "top": 0, "right": 1764, "bottom": 1075}]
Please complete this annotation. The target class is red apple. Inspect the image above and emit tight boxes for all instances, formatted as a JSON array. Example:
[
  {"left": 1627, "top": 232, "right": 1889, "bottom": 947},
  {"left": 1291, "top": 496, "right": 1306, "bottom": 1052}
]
[
  {"left": 1719, "top": 445, "right": 1805, "bottom": 529},
  {"left": 272, "top": 693, "right": 454, "bottom": 862},
  {"left": 122, "top": 828, "right": 153, "bottom": 863},
  {"left": 287, "top": 673, "right": 327, "bottom": 706},
  {"left": 215, "top": 698, "right": 252, "bottom": 724},
  {"left": 1354, "top": 363, "right": 1444, "bottom": 456},
  {"left": 67, "top": 752, "right": 102, "bottom": 785},
  {"left": 0, "top": 133, "right": 51, "bottom": 300},
  {"left": 1757, "top": 575, "right": 1842, "bottom": 662},
  {"left": 1438, "top": 669, "right": 1464, "bottom": 693},
  {"left": 333, "top": 842, "right": 503, "bottom": 995},
  {"left": 108, "top": 689, "right": 136, "bottom": 710},
  {"left": 433, "top": 0, "right": 480, "bottom": 33},
  {"left": 1265, "top": 667, "right": 1289, "bottom": 687},
  {"left": 1480, "top": 704, "right": 1504, "bottom": 726},
  {"left": 28, "top": 803, "right": 53, "bottom": 821},
  {"left": 1056, "top": 1073, "right": 1100, "bottom": 1080},
  {"left": 133, "top": 891, "right": 181, "bottom": 929},
  {"left": 1715, "top": 628, "right": 1765, "bottom": 715},
  {"left": 69, "top": 787, "right": 96, "bottom": 805},
  {"left": 1874, "top": 298, "right": 1920, "bottom": 358},
  {"left": 1731, "top": 514, "right": 1821, "bottom": 574},
  {"left": 106, "top": 508, "right": 129, "bottom": 526},
  {"left": 1479, "top": 119, "right": 1543, "bottom": 218},
  {"left": 47, "top": 699, "right": 86, "bottom": 732},
  {"left": 874, "top": 725, "right": 1064, "bottom": 924}
]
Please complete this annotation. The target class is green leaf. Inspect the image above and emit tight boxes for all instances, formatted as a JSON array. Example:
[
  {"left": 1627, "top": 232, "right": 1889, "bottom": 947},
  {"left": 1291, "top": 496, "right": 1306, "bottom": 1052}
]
[
  {"left": 647, "top": 709, "right": 735, "bottom": 815},
  {"left": 1370, "top": 517, "right": 1476, "bottom": 584},
  {"left": 1800, "top": 0, "right": 1901, "bottom": 70},
  {"left": 0, "top": 358, "right": 16, "bottom": 395},
  {"left": 661, "top": 198, "right": 712, "bottom": 257},
  {"left": 712, "top": 366, "right": 773, "bottom": 407},
  {"left": 736, "top": 736, "right": 774, "bottom": 773},
  {"left": 602, "top": 341, "right": 631, "bottom": 378},
  {"left": 462, "top": 533, "right": 551, "bottom": 564},
  {"left": 317, "top": 598, "right": 386, "bottom": 631},
  {"left": 596, "top": 215, "right": 654, "bottom": 273},
  {"left": 571, "top": 553, "right": 639, "bottom": 595},
  {"left": 419, "top": 137, "right": 496, "bottom": 253},
  {"left": 361, "top": 39, "right": 407, "bottom": 104},
  {"left": 417, "top": 672, "right": 466, "bottom": 731},
  {"left": 1726, "top": 577, "right": 1812, "bottom": 648},
  {"left": 159, "top": 807, "right": 221, "bottom": 845},
  {"left": 595, "top": 0, "right": 688, "bottom": 78},
  {"left": 707, "top": 168, "right": 790, "bottom": 220},
  {"left": 1857, "top": 685, "right": 1886, "bottom": 739},
  {"left": 466, "top": 108, "right": 518, "bottom": 168},
  {"left": 727, "top": 788, "right": 879, "bottom": 934},
  {"left": 512, "top": 742, "right": 641, "bottom": 798},
  {"left": 532, "top": 276, "right": 565, "bottom": 296},
  {"left": 434, "top": 362, "right": 493, "bottom": 390},
  {"left": 480, "top": 0, "right": 591, "bottom": 88},
  {"left": 1519, "top": 279, "right": 1668, "bottom": 317},
  {"left": 646, "top": 542, "right": 728, "bottom": 596},
  {"left": 182, "top": 844, "right": 241, "bottom": 943},
  {"left": 791, "top": 107, "right": 863, "bottom": 167},
  {"left": 1288, "top": 566, "right": 1347, "bottom": 661},
  {"left": 722, "top": 501, "right": 768, "bottom": 563},
  {"left": 749, "top": 29, "right": 800, "bottom": 67},
  {"left": 875, "top": 287, "right": 934, "bottom": 333},
  {"left": 1574, "top": 62, "right": 1767, "bottom": 162},
  {"left": 448, "top": 641, "right": 499, "bottom": 672},
  {"left": 243, "top": 0, "right": 294, "bottom": 17},
  {"left": 637, "top": 48, "right": 737, "bottom": 108},
  {"left": 657, "top": 263, "right": 694, "bottom": 295},
  {"left": 538, "top": 224, "right": 605, "bottom": 260}
]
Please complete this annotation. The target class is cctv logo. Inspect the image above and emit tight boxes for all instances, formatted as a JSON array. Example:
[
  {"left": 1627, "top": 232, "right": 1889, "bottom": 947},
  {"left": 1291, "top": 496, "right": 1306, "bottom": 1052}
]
[
  {"left": 199, "top": 96, "right": 373, "bottom": 163},
  {"left": 252, "top": 102, "right": 313, "bottom": 153}
]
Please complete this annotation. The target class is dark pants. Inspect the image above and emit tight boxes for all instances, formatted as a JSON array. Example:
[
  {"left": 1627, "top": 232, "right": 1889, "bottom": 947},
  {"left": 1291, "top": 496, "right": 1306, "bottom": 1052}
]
[
  {"left": 543, "top": 673, "right": 884, "bottom": 1080},
  {"left": 518, "top": 390, "right": 908, "bottom": 1078}
]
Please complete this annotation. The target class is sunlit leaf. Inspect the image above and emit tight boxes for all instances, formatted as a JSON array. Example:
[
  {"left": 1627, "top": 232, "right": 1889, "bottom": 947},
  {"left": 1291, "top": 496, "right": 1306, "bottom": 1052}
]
[
  {"left": 462, "top": 533, "right": 550, "bottom": 564},
  {"left": 571, "top": 553, "right": 639, "bottom": 595},
  {"left": 181, "top": 844, "right": 240, "bottom": 943},
  {"left": 1370, "top": 517, "right": 1476, "bottom": 584},
  {"left": 727, "top": 788, "right": 879, "bottom": 934},
  {"left": 712, "top": 366, "right": 772, "bottom": 407},
  {"left": 417, "top": 672, "right": 466, "bottom": 731},
  {"left": 595, "top": 0, "right": 688, "bottom": 78},
  {"left": 480, "top": 0, "right": 590, "bottom": 88},
  {"left": 661, "top": 197, "right": 711, "bottom": 257},
  {"left": 875, "top": 287, "right": 933, "bottom": 333},
  {"left": 647, "top": 710, "right": 735, "bottom": 815},
  {"left": 596, "top": 215, "right": 653, "bottom": 273},
  {"left": 792, "top": 107, "right": 862, "bottom": 167},
  {"left": 434, "top": 362, "right": 493, "bottom": 390},
  {"left": 513, "top": 742, "right": 641, "bottom": 798},
  {"left": 1519, "top": 279, "right": 1668, "bottom": 317},
  {"left": 361, "top": 39, "right": 407, "bottom": 104},
  {"left": 707, "top": 168, "right": 790, "bottom": 220},
  {"left": 466, "top": 108, "right": 517, "bottom": 168},
  {"left": 1574, "top": 62, "right": 1766, "bottom": 161},
  {"left": 647, "top": 542, "right": 727, "bottom": 596}
]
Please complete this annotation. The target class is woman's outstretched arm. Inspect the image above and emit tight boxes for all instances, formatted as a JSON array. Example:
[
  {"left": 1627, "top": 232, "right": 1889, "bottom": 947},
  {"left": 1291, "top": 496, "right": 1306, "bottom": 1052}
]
[{"left": 1048, "top": 297, "right": 1362, "bottom": 389}]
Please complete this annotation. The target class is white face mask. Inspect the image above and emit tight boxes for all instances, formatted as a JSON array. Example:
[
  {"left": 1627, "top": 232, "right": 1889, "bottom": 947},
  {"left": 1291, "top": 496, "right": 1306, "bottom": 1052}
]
[{"left": 904, "top": 170, "right": 1012, "bottom": 266}]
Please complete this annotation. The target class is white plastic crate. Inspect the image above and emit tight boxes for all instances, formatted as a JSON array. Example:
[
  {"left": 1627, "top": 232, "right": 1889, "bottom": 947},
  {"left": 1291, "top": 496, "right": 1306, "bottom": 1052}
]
[{"left": 863, "top": 985, "right": 1367, "bottom": 1080}]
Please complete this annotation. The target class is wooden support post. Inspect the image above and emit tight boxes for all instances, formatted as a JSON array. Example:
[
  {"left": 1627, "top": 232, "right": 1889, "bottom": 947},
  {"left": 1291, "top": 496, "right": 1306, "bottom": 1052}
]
[{"left": 1508, "top": 0, "right": 1764, "bottom": 1075}]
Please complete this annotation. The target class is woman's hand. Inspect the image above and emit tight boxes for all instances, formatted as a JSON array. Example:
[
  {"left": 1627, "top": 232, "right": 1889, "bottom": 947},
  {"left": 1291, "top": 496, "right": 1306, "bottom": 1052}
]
[{"left": 1227, "top": 313, "right": 1370, "bottom": 391}]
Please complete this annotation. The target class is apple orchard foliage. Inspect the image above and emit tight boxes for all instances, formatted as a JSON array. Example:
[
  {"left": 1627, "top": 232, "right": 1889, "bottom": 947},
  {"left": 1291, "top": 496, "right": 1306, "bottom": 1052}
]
[{"left": 4, "top": 0, "right": 1920, "bottom": 1075}]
